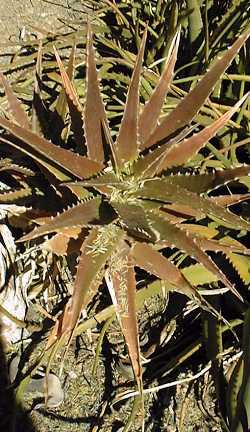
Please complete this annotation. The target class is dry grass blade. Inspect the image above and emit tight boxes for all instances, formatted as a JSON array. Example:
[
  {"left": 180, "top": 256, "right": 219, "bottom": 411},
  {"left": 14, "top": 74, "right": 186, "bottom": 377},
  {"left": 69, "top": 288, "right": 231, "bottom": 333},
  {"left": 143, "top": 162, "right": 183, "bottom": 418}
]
[{"left": 115, "top": 27, "right": 147, "bottom": 168}]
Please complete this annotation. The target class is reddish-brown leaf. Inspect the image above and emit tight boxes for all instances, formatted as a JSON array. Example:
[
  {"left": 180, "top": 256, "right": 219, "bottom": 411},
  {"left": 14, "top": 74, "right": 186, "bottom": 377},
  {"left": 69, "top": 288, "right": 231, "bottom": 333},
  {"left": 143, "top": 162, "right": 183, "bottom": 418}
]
[
  {"left": 54, "top": 46, "right": 85, "bottom": 149},
  {"left": 19, "top": 197, "right": 101, "bottom": 241},
  {"left": 115, "top": 28, "right": 147, "bottom": 168},
  {"left": 147, "top": 212, "right": 242, "bottom": 299},
  {"left": 67, "top": 225, "right": 123, "bottom": 333},
  {"left": 0, "top": 116, "right": 103, "bottom": 179},
  {"left": 156, "top": 93, "right": 249, "bottom": 172},
  {"left": 55, "top": 42, "right": 76, "bottom": 122},
  {"left": 0, "top": 72, "right": 30, "bottom": 129},
  {"left": 132, "top": 242, "right": 196, "bottom": 298},
  {"left": 134, "top": 94, "right": 249, "bottom": 177},
  {"left": 106, "top": 241, "right": 143, "bottom": 391},
  {"left": 144, "top": 27, "right": 250, "bottom": 148},
  {"left": 138, "top": 29, "right": 180, "bottom": 148},
  {"left": 84, "top": 23, "right": 106, "bottom": 163}
]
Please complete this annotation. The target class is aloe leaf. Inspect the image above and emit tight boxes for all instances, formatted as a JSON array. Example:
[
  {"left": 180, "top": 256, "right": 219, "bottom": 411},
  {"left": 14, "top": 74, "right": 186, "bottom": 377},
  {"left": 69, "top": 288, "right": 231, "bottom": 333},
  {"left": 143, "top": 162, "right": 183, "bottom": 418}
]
[
  {"left": 0, "top": 116, "right": 103, "bottom": 179},
  {"left": 227, "top": 253, "right": 250, "bottom": 285},
  {"left": 186, "top": 0, "right": 203, "bottom": 45},
  {"left": 180, "top": 224, "right": 250, "bottom": 254},
  {"left": 132, "top": 242, "right": 198, "bottom": 299},
  {"left": 231, "top": 309, "right": 250, "bottom": 432},
  {"left": 144, "top": 27, "right": 250, "bottom": 148},
  {"left": 43, "top": 229, "right": 82, "bottom": 256},
  {"left": 212, "top": 194, "right": 250, "bottom": 208},
  {"left": 66, "top": 225, "right": 123, "bottom": 333},
  {"left": 138, "top": 29, "right": 180, "bottom": 148},
  {"left": 133, "top": 126, "right": 196, "bottom": 178},
  {"left": 193, "top": 237, "right": 250, "bottom": 255},
  {"left": 134, "top": 178, "right": 250, "bottom": 231},
  {"left": 146, "top": 212, "right": 242, "bottom": 299},
  {"left": 0, "top": 187, "right": 32, "bottom": 202},
  {"left": 71, "top": 172, "right": 120, "bottom": 187},
  {"left": 19, "top": 197, "right": 101, "bottom": 241},
  {"left": 165, "top": 165, "right": 250, "bottom": 194},
  {"left": 84, "top": 22, "right": 107, "bottom": 163},
  {"left": 54, "top": 47, "right": 85, "bottom": 150},
  {"left": 55, "top": 42, "right": 76, "bottom": 122},
  {"left": 181, "top": 263, "right": 218, "bottom": 286},
  {"left": 115, "top": 28, "right": 147, "bottom": 168},
  {"left": 106, "top": 240, "right": 143, "bottom": 393},
  {"left": 138, "top": 93, "right": 249, "bottom": 176},
  {"left": 227, "top": 357, "right": 243, "bottom": 429},
  {"left": 0, "top": 160, "right": 34, "bottom": 176},
  {"left": 0, "top": 72, "right": 30, "bottom": 129},
  {"left": 112, "top": 201, "right": 156, "bottom": 241},
  {"left": 32, "top": 40, "right": 43, "bottom": 134},
  {"left": 157, "top": 93, "right": 250, "bottom": 171}
]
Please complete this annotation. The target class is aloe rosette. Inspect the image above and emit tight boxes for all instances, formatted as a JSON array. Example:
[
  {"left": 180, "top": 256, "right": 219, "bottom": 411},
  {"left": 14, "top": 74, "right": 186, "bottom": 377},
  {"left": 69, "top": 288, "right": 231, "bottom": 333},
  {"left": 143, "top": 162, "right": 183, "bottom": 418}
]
[{"left": 0, "top": 24, "right": 250, "bottom": 391}]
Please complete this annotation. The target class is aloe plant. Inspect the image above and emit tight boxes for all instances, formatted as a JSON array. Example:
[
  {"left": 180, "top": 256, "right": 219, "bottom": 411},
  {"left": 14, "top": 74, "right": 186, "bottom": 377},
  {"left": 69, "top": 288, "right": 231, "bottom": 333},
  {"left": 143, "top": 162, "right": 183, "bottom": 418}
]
[{"left": 0, "top": 21, "right": 250, "bottom": 418}]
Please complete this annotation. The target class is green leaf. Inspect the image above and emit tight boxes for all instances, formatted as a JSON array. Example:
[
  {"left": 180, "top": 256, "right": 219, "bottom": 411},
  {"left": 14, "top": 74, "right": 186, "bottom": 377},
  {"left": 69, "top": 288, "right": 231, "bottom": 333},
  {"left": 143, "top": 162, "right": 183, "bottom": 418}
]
[
  {"left": 181, "top": 263, "right": 218, "bottom": 286},
  {"left": 112, "top": 201, "right": 156, "bottom": 241}
]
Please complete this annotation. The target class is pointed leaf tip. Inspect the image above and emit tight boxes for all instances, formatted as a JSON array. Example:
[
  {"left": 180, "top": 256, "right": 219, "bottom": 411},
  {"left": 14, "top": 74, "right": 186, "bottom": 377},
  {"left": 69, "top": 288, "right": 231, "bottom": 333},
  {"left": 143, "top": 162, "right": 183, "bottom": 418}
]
[
  {"left": 84, "top": 22, "right": 106, "bottom": 163},
  {"left": 157, "top": 91, "right": 250, "bottom": 171},
  {"left": 115, "top": 27, "right": 148, "bottom": 168},
  {"left": 139, "top": 28, "right": 180, "bottom": 148},
  {"left": 145, "top": 27, "right": 250, "bottom": 148},
  {"left": 0, "top": 72, "right": 30, "bottom": 129}
]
